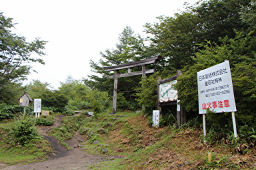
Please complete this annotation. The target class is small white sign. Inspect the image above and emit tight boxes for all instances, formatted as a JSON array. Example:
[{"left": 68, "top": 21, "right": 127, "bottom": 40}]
[
  {"left": 88, "top": 112, "right": 94, "bottom": 116},
  {"left": 159, "top": 80, "right": 177, "bottom": 102},
  {"left": 197, "top": 61, "right": 236, "bottom": 114},
  {"left": 177, "top": 99, "right": 180, "bottom": 112},
  {"left": 152, "top": 110, "right": 160, "bottom": 127},
  {"left": 34, "top": 99, "right": 41, "bottom": 113}
]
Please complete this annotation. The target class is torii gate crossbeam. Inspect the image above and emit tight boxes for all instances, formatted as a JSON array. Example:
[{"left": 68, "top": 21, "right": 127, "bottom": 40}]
[{"left": 104, "top": 56, "right": 159, "bottom": 114}]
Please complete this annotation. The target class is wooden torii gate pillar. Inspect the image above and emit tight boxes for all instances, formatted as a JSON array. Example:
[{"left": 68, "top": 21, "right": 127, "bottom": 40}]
[{"left": 104, "top": 56, "right": 159, "bottom": 114}]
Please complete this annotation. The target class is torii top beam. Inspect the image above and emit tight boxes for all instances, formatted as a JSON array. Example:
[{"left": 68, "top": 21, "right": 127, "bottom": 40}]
[{"left": 103, "top": 56, "right": 159, "bottom": 72}]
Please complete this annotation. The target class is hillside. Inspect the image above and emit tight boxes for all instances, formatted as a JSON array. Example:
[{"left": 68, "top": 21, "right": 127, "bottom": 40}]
[{"left": 1, "top": 112, "right": 255, "bottom": 169}]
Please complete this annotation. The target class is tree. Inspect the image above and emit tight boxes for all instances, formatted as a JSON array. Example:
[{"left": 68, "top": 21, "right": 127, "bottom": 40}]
[
  {"left": 0, "top": 81, "right": 24, "bottom": 104},
  {"left": 144, "top": 0, "right": 252, "bottom": 76},
  {"left": 85, "top": 26, "right": 150, "bottom": 110},
  {"left": 0, "top": 12, "right": 46, "bottom": 104},
  {"left": 176, "top": 29, "right": 256, "bottom": 121},
  {"left": 58, "top": 79, "right": 90, "bottom": 110},
  {"left": 239, "top": 0, "right": 256, "bottom": 27},
  {"left": 26, "top": 80, "right": 68, "bottom": 112}
]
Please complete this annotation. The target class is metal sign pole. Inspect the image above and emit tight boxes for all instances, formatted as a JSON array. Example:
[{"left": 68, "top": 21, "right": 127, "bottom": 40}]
[
  {"left": 232, "top": 112, "right": 238, "bottom": 138},
  {"left": 203, "top": 114, "right": 206, "bottom": 142}
]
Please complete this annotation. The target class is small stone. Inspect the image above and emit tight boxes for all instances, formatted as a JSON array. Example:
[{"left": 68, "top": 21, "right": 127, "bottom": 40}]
[
  {"left": 184, "top": 161, "right": 191, "bottom": 165},
  {"left": 97, "top": 128, "right": 107, "bottom": 134},
  {"left": 103, "top": 123, "right": 113, "bottom": 128},
  {"left": 109, "top": 156, "right": 115, "bottom": 160},
  {"left": 101, "top": 148, "right": 108, "bottom": 154},
  {"left": 112, "top": 118, "right": 119, "bottom": 121},
  {"left": 93, "top": 140, "right": 100, "bottom": 144},
  {"left": 74, "top": 144, "right": 80, "bottom": 148}
]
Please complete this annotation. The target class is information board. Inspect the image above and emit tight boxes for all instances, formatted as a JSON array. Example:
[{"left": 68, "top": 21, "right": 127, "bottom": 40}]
[
  {"left": 159, "top": 80, "right": 177, "bottom": 102},
  {"left": 34, "top": 99, "right": 41, "bottom": 113},
  {"left": 197, "top": 61, "right": 236, "bottom": 114}
]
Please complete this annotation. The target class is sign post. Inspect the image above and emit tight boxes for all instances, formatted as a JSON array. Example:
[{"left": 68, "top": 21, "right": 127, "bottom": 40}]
[
  {"left": 34, "top": 99, "right": 41, "bottom": 118},
  {"left": 152, "top": 110, "right": 160, "bottom": 128},
  {"left": 232, "top": 112, "right": 238, "bottom": 138},
  {"left": 197, "top": 60, "right": 237, "bottom": 138}
]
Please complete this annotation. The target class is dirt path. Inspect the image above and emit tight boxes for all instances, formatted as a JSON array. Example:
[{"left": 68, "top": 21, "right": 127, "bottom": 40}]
[{"left": 2, "top": 115, "right": 105, "bottom": 170}]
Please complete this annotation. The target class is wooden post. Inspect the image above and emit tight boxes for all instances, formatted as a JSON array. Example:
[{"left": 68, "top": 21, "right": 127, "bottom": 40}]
[
  {"left": 157, "top": 77, "right": 161, "bottom": 111},
  {"left": 142, "top": 65, "right": 146, "bottom": 111},
  {"left": 177, "top": 70, "right": 185, "bottom": 127},
  {"left": 23, "top": 107, "right": 26, "bottom": 117},
  {"left": 177, "top": 109, "right": 181, "bottom": 127},
  {"left": 112, "top": 71, "right": 118, "bottom": 113}
]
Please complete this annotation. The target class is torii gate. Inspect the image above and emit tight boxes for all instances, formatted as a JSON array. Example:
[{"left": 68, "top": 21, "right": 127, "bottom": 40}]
[{"left": 104, "top": 56, "right": 159, "bottom": 113}]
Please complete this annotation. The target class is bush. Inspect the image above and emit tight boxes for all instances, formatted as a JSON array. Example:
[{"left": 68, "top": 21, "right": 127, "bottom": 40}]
[
  {"left": 135, "top": 73, "right": 159, "bottom": 114},
  {"left": 9, "top": 117, "right": 40, "bottom": 146},
  {"left": 0, "top": 112, "right": 14, "bottom": 120},
  {"left": 86, "top": 89, "right": 111, "bottom": 114},
  {"left": 0, "top": 104, "right": 34, "bottom": 120},
  {"left": 35, "top": 116, "right": 54, "bottom": 126}
]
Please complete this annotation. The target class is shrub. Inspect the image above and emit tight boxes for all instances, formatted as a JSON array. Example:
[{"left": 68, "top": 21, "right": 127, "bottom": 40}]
[
  {"left": 9, "top": 117, "right": 40, "bottom": 146},
  {"left": 0, "top": 104, "right": 34, "bottom": 120},
  {"left": 86, "top": 89, "right": 111, "bottom": 114},
  {"left": 0, "top": 112, "right": 14, "bottom": 120},
  {"left": 135, "top": 73, "right": 159, "bottom": 114},
  {"left": 35, "top": 116, "right": 54, "bottom": 126}
]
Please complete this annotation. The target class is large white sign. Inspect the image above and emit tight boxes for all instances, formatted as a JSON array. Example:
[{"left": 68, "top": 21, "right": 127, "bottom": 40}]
[
  {"left": 159, "top": 80, "right": 177, "bottom": 102},
  {"left": 152, "top": 110, "right": 160, "bottom": 127},
  {"left": 197, "top": 61, "right": 236, "bottom": 114},
  {"left": 34, "top": 99, "right": 41, "bottom": 113}
]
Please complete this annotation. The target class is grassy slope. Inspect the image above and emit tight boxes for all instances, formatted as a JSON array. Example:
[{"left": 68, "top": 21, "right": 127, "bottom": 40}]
[
  {"left": 0, "top": 119, "right": 52, "bottom": 164},
  {"left": 79, "top": 111, "right": 256, "bottom": 169},
  {"left": 1, "top": 112, "right": 255, "bottom": 168}
]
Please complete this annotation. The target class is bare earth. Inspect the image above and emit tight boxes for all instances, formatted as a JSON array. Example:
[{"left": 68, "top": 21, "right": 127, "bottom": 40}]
[{"left": 2, "top": 115, "right": 105, "bottom": 170}]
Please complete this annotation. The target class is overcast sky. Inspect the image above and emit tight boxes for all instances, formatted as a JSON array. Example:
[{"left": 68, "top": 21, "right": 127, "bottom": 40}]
[{"left": 1, "top": 0, "right": 198, "bottom": 89}]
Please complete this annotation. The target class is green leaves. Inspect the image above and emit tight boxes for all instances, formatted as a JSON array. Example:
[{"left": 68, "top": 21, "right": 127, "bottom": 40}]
[
  {"left": 9, "top": 117, "right": 40, "bottom": 146},
  {"left": 0, "top": 12, "right": 46, "bottom": 105}
]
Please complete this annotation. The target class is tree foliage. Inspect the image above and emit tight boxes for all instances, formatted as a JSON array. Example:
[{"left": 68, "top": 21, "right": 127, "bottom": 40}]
[
  {"left": 85, "top": 0, "right": 256, "bottom": 146},
  {"left": 26, "top": 80, "right": 68, "bottom": 112},
  {"left": 0, "top": 12, "right": 46, "bottom": 104},
  {"left": 85, "top": 26, "right": 152, "bottom": 110}
]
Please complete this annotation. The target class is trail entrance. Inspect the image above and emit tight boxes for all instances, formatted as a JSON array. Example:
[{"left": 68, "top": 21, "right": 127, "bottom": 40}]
[{"left": 104, "top": 56, "right": 159, "bottom": 113}]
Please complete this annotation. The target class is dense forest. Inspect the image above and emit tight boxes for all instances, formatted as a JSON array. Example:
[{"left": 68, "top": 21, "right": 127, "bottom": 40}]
[{"left": 1, "top": 0, "right": 256, "bottom": 149}]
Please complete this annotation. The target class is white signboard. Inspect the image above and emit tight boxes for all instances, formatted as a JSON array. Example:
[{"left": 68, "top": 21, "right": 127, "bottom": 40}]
[
  {"left": 159, "top": 80, "right": 177, "bottom": 102},
  {"left": 34, "top": 99, "right": 41, "bottom": 113},
  {"left": 197, "top": 61, "right": 236, "bottom": 114},
  {"left": 152, "top": 110, "right": 160, "bottom": 127},
  {"left": 88, "top": 112, "right": 94, "bottom": 116}
]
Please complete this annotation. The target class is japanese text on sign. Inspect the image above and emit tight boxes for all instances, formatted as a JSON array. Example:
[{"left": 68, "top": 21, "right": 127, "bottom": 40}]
[{"left": 197, "top": 61, "right": 236, "bottom": 114}]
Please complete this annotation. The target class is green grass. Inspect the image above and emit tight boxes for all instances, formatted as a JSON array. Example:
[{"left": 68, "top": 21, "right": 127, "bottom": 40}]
[
  {"left": 78, "top": 111, "right": 251, "bottom": 169},
  {"left": 48, "top": 114, "right": 86, "bottom": 149},
  {"left": 0, "top": 118, "right": 53, "bottom": 165},
  {"left": 0, "top": 140, "right": 50, "bottom": 164}
]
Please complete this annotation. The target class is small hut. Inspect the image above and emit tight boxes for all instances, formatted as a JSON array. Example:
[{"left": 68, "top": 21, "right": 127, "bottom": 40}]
[{"left": 19, "top": 93, "right": 32, "bottom": 106}]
